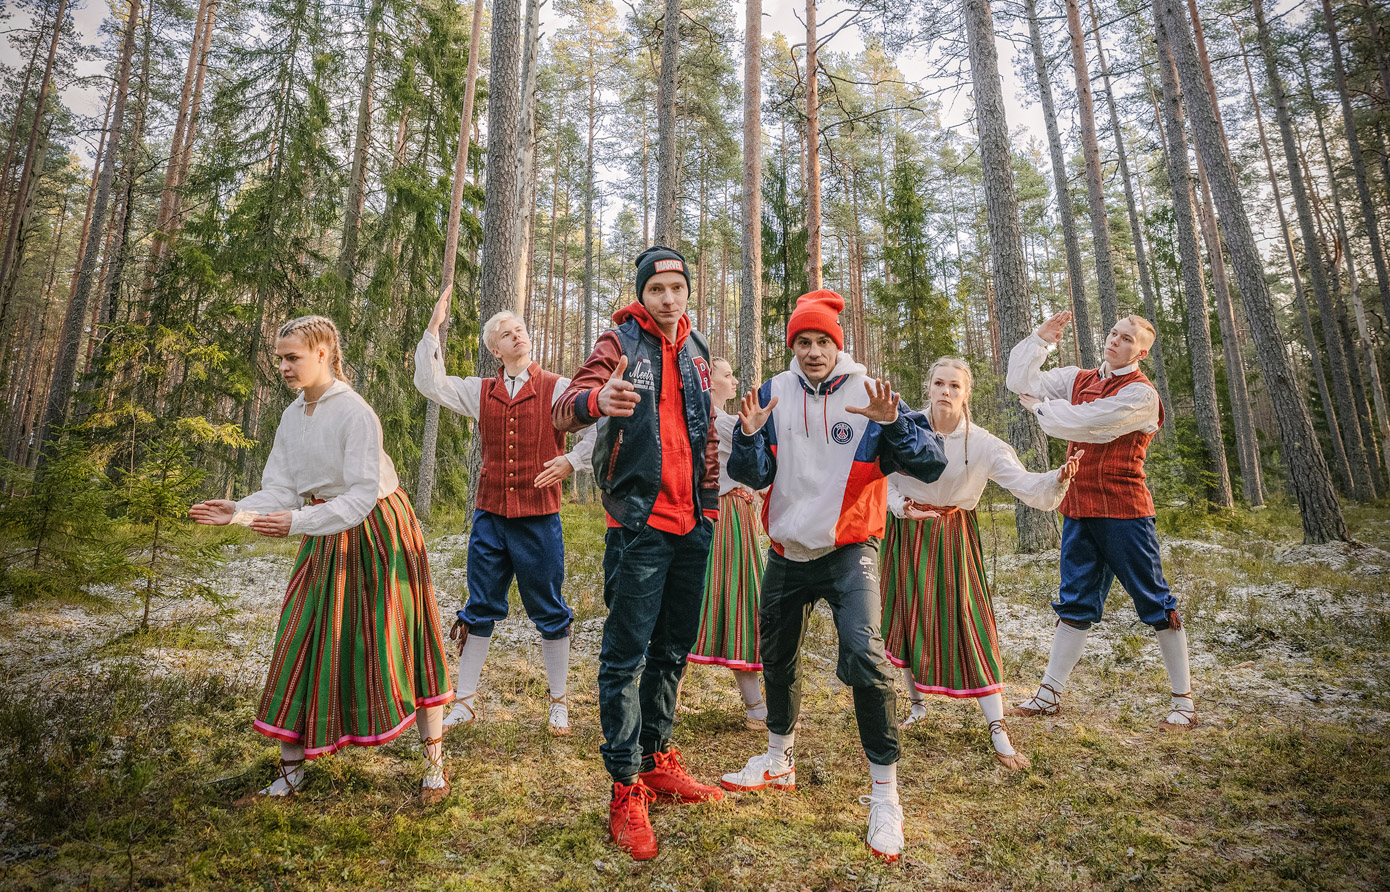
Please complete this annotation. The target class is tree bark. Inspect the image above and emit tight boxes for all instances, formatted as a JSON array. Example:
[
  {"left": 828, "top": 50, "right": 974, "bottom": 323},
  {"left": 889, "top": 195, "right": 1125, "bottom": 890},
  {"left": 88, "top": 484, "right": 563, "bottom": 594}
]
[
  {"left": 1063, "top": 0, "right": 1118, "bottom": 332},
  {"left": 36, "top": 0, "right": 139, "bottom": 470},
  {"left": 416, "top": 0, "right": 484, "bottom": 521},
  {"left": 654, "top": 0, "right": 679, "bottom": 245},
  {"left": 1164, "top": 0, "right": 1345, "bottom": 541},
  {"left": 514, "top": 0, "right": 541, "bottom": 307},
  {"left": 964, "top": 0, "right": 1059, "bottom": 552},
  {"left": 0, "top": 11, "right": 49, "bottom": 229},
  {"left": 336, "top": 0, "right": 384, "bottom": 293},
  {"left": 805, "top": 0, "right": 822, "bottom": 290},
  {"left": 1024, "top": 0, "right": 1096, "bottom": 367},
  {"left": 1153, "top": 20, "right": 1234, "bottom": 509},
  {"left": 1322, "top": 0, "right": 1390, "bottom": 333},
  {"left": 738, "top": 0, "right": 763, "bottom": 384}
]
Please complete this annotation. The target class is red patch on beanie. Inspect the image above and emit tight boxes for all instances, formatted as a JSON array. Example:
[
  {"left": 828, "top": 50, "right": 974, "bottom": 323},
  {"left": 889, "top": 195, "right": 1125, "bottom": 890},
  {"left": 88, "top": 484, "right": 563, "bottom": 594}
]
[{"left": 786, "top": 289, "right": 846, "bottom": 350}]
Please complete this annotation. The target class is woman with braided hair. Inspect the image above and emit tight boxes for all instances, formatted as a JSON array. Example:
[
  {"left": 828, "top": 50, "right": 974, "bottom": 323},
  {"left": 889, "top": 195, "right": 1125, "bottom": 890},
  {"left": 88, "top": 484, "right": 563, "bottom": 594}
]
[
  {"left": 190, "top": 315, "right": 454, "bottom": 804},
  {"left": 881, "top": 357, "right": 1081, "bottom": 770}
]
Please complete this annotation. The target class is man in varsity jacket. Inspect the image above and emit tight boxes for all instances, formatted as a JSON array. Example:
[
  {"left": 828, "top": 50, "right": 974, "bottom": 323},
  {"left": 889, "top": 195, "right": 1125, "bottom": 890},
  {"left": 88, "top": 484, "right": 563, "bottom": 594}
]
[
  {"left": 414, "top": 298, "right": 596, "bottom": 737},
  {"left": 716, "top": 289, "right": 948, "bottom": 864},
  {"left": 553, "top": 245, "right": 724, "bottom": 861},
  {"left": 1004, "top": 310, "right": 1197, "bottom": 732}
]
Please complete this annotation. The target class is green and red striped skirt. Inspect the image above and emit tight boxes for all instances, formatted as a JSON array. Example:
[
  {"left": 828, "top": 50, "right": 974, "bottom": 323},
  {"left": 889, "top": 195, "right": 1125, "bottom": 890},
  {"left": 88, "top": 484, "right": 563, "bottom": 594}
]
[
  {"left": 880, "top": 507, "right": 1002, "bottom": 698},
  {"left": 252, "top": 488, "right": 454, "bottom": 759},
  {"left": 689, "top": 490, "right": 764, "bottom": 670}
]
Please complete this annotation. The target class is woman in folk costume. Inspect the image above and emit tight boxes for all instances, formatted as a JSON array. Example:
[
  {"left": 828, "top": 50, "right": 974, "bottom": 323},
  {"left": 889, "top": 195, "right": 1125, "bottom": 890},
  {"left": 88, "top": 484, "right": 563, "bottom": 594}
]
[
  {"left": 687, "top": 358, "right": 768, "bottom": 731},
  {"left": 881, "top": 357, "right": 1081, "bottom": 770},
  {"left": 190, "top": 316, "right": 454, "bottom": 805}
]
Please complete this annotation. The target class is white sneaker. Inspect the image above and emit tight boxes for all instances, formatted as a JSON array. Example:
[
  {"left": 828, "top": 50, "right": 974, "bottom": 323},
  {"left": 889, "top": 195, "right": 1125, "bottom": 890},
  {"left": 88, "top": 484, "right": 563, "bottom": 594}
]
[
  {"left": 861, "top": 794, "right": 904, "bottom": 863},
  {"left": 719, "top": 752, "right": 796, "bottom": 793}
]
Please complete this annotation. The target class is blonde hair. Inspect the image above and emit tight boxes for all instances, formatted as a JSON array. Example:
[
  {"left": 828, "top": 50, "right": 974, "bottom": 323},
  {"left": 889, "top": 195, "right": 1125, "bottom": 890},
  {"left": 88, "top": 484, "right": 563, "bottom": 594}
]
[
  {"left": 926, "top": 356, "right": 972, "bottom": 466},
  {"left": 278, "top": 315, "right": 346, "bottom": 382},
  {"left": 482, "top": 310, "right": 525, "bottom": 351},
  {"left": 1122, "top": 314, "right": 1157, "bottom": 348}
]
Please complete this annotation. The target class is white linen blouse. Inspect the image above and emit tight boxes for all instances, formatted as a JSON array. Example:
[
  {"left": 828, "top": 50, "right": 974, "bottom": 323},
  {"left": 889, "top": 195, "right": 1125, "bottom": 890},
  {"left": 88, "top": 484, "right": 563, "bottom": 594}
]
[
  {"left": 1005, "top": 333, "right": 1161, "bottom": 443},
  {"left": 886, "top": 416, "right": 1069, "bottom": 518},
  {"left": 235, "top": 380, "right": 400, "bottom": 537}
]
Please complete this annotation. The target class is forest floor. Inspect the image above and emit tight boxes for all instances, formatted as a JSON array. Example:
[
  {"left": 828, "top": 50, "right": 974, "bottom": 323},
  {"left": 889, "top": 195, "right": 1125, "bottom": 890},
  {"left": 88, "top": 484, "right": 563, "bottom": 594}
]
[{"left": 1, "top": 499, "right": 1388, "bottom": 891}]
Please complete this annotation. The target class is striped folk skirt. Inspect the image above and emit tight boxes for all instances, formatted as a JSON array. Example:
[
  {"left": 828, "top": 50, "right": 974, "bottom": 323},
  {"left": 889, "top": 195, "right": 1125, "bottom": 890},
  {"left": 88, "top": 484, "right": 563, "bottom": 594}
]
[
  {"left": 689, "top": 491, "right": 764, "bottom": 670},
  {"left": 252, "top": 488, "right": 454, "bottom": 759},
  {"left": 880, "top": 508, "right": 1002, "bottom": 698}
]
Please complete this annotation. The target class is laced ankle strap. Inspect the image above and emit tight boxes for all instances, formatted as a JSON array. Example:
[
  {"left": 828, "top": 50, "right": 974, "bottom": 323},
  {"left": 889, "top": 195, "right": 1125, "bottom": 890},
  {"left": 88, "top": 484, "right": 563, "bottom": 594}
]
[
  {"left": 745, "top": 697, "right": 766, "bottom": 712},
  {"left": 988, "top": 719, "right": 1009, "bottom": 737},
  {"left": 277, "top": 758, "right": 304, "bottom": 790},
  {"left": 1172, "top": 691, "right": 1193, "bottom": 700},
  {"left": 422, "top": 736, "right": 443, "bottom": 749},
  {"left": 550, "top": 693, "right": 567, "bottom": 706},
  {"left": 1034, "top": 683, "right": 1061, "bottom": 707}
]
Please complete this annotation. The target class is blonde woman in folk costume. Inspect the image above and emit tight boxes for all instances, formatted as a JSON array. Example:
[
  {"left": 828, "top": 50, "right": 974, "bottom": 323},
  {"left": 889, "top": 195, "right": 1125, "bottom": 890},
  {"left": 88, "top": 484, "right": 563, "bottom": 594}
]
[
  {"left": 687, "top": 358, "right": 769, "bottom": 731},
  {"left": 882, "top": 357, "right": 1081, "bottom": 770},
  {"left": 190, "top": 316, "right": 454, "bottom": 805}
]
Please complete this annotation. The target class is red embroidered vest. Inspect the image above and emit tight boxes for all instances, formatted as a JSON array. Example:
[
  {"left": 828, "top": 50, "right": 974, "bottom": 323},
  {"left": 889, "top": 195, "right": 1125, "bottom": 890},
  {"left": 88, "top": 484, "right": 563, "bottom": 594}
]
[
  {"left": 1059, "top": 367, "right": 1165, "bottom": 519},
  {"left": 477, "top": 363, "right": 568, "bottom": 518}
]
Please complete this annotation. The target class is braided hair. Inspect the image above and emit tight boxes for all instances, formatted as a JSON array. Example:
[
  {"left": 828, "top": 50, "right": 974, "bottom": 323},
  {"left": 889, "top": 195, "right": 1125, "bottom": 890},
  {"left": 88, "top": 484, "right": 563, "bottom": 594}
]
[
  {"left": 278, "top": 315, "right": 347, "bottom": 383},
  {"left": 926, "top": 356, "right": 972, "bottom": 466}
]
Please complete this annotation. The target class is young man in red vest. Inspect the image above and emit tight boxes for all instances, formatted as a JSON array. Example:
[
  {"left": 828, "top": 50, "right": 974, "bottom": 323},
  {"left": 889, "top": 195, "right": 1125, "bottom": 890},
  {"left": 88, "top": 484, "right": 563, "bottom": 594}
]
[
  {"left": 1004, "top": 311, "right": 1196, "bottom": 731},
  {"left": 554, "top": 246, "right": 724, "bottom": 861},
  {"left": 414, "top": 296, "right": 596, "bottom": 737}
]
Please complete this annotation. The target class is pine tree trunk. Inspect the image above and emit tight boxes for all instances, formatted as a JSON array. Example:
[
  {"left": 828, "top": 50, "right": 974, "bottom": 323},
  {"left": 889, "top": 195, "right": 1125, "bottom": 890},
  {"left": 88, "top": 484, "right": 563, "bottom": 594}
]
[
  {"left": 336, "top": 0, "right": 384, "bottom": 293},
  {"left": 0, "top": 0, "right": 68, "bottom": 332},
  {"left": 1168, "top": 0, "right": 1345, "bottom": 541},
  {"left": 805, "top": 0, "right": 822, "bottom": 290},
  {"left": 35, "top": 0, "right": 139, "bottom": 471},
  {"left": 1064, "top": 0, "right": 1118, "bottom": 332},
  {"left": 0, "top": 15, "right": 49, "bottom": 228},
  {"left": 738, "top": 0, "right": 762, "bottom": 383},
  {"left": 1322, "top": 0, "right": 1390, "bottom": 332},
  {"left": 964, "top": 0, "right": 1059, "bottom": 552},
  {"left": 1153, "top": 22, "right": 1234, "bottom": 509},
  {"left": 1087, "top": 0, "right": 1174, "bottom": 433},
  {"left": 149, "top": 0, "right": 210, "bottom": 274},
  {"left": 1024, "top": 0, "right": 1096, "bottom": 367},
  {"left": 416, "top": 0, "right": 483, "bottom": 521},
  {"left": 654, "top": 0, "right": 679, "bottom": 245},
  {"left": 514, "top": 0, "right": 541, "bottom": 307}
]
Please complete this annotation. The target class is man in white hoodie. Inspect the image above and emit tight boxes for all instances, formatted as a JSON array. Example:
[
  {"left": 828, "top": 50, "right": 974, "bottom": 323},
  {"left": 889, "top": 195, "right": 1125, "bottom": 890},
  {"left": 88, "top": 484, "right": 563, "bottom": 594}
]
[{"left": 718, "top": 290, "right": 948, "bottom": 864}]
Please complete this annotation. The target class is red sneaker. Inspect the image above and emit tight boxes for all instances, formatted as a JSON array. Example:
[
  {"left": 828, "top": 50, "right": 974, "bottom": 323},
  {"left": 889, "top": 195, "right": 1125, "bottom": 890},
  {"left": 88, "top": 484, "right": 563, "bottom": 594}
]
[
  {"left": 638, "top": 747, "right": 726, "bottom": 803},
  {"left": 609, "top": 781, "right": 658, "bottom": 861}
]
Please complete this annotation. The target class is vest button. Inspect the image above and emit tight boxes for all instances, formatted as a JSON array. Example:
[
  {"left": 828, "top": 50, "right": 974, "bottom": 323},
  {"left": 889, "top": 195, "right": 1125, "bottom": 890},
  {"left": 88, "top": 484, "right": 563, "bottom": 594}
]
[{"left": 509, "top": 486, "right": 515, "bottom": 491}]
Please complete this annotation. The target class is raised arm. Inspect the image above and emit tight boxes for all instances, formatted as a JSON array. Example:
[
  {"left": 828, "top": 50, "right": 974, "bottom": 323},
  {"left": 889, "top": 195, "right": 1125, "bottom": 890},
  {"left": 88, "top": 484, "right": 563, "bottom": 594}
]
[
  {"left": 1029, "top": 382, "right": 1160, "bottom": 444},
  {"left": 414, "top": 329, "right": 481, "bottom": 418},
  {"left": 877, "top": 404, "right": 948, "bottom": 485},
  {"left": 1006, "top": 333, "right": 1081, "bottom": 400},
  {"left": 728, "top": 383, "right": 778, "bottom": 491}
]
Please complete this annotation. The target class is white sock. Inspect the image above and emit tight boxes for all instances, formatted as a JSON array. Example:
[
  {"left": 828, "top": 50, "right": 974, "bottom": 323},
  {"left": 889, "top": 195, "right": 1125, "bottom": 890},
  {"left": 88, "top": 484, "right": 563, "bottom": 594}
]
[
  {"left": 1155, "top": 627, "right": 1195, "bottom": 722},
  {"left": 259, "top": 742, "right": 305, "bottom": 796},
  {"left": 541, "top": 636, "right": 570, "bottom": 701},
  {"left": 1041, "top": 622, "right": 1089, "bottom": 692},
  {"left": 901, "top": 664, "right": 927, "bottom": 718},
  {"left": 767, "top": 730, "right": 794, "bottom": 768},
  {"left": 868, "top": 761, "right": 899, "bottom": 804},
  {"left": 977, "top": 693, "right": 1015, "bottom": 756},
  {"left": 735, "top": 671, "right": 767, "bottom": 719},
  {"left": 417, "top": 705, "right": 446, "bottom": 788},
  {"left": 446, "top": 633, "right": 491, "bottom": 722}
]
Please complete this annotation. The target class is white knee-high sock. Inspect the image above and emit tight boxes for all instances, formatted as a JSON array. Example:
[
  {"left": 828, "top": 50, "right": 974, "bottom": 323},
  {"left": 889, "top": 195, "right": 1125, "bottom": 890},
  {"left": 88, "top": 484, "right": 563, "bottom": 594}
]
[
  {"left": 1041, "top": 622, "right": 1090, "bottom": 692},
  {"left": 540, "top": 636, "right": 570, "bottom": 700},
  {"left": 768, "top": 730, "right": 795, "bottom": 768},
  {"left": 418, "top": 705, "right": 446, "bottom": 788},
  {"left": 901, "top": 664, "right": 926, "bottom": 716},
  {"left": 734, "top": 670, "right": 766, "bottom": 719},
  {"left": 868, "top": 761, "right": 899, "bottom": 804},
  {"left": 976, "top": 693, "right": 1015, "bottom": 756},
  {"left": 1155, "top": 627, "right": 1194, "bottom": 721},
  {"left": 445, "top": 634, "right": 491, "bottom": 723}
]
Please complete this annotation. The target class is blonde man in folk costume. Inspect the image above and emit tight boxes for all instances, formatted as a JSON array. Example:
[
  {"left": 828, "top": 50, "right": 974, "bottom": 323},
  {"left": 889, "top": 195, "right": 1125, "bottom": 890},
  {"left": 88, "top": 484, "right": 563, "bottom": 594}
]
[
  {"left": 1006, "top": 312, "right": 1196, "bottom": 731},
  {"left": 414, "top": 296, "right": 596, "bottom": 737}
]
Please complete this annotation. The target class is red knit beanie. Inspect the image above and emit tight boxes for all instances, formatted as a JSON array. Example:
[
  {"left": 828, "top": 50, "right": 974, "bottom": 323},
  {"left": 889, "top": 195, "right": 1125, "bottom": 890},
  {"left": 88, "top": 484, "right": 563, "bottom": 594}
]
[{"left": 786, "top": 289, "right": 846, "bottom": 349}]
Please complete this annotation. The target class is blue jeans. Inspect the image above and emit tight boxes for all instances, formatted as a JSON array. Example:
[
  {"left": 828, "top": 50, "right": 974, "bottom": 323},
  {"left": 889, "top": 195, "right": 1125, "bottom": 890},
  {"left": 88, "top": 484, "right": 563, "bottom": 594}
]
[
  {"left": 597, "top": 521, "right": 713, "bottom": 782},
  {"left": 461, "top": 511, "right": 572, "bottom": 640},
  {"left": 1056, "top": 515, "right": 1177, "bottom": 629}
]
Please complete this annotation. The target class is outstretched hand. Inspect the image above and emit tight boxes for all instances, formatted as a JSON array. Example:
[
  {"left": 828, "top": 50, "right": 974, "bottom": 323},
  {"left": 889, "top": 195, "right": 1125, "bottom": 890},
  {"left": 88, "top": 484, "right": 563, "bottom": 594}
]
[
  {"left": 1057, "top": 449, "right": 1085, "bottom": 483},
  {"left": 845, "top": 379, "right": 900, "bottom": 424},
  {"left": 188, "top": 499, "right": 235, "bottom": 525},
  {"left": 902, "top": 500, "right": 940, "bottom": 521},
  {"left": 1036, "top": 310, "right": 1072, "bottom": 345},
  {"left": 427, "top": 284, "right": 453, "bottom": 335},
  {"left": 597, "top": 355, "right": 640, "bottom": 417},
  {"left": 533, "top": 454, "right": 574, "bottom": 488},
  {"left": 738, "top": 388, "right": 778, "bottom": 435}
]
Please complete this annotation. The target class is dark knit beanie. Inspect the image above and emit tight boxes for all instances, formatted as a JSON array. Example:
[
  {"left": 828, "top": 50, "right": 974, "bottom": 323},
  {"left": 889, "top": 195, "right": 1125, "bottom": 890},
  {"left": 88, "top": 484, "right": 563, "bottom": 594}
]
[{"left": 634, "top": 245, "right": 690, "bottom": 303}]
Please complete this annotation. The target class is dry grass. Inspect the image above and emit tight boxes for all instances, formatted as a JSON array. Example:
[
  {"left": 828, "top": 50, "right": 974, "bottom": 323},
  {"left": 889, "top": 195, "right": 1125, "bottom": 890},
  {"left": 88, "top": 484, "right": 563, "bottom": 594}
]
[{"left": 0, "top": 499, "right": 1387, "bottom": 890}]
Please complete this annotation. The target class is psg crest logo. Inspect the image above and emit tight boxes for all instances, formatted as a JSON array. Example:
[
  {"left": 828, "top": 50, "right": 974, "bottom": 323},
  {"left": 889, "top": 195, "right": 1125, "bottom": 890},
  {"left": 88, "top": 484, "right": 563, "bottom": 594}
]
[{"left": 831, "top": 422, "right": 854, "bottom": 444}]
